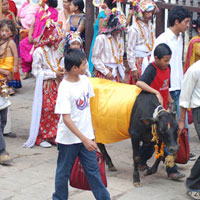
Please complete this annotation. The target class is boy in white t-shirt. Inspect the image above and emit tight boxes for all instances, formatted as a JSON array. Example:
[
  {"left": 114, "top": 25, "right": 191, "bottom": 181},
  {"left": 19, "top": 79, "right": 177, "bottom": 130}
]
[{"left": 52, "top": 49, "right": 110, "bottom": 200}]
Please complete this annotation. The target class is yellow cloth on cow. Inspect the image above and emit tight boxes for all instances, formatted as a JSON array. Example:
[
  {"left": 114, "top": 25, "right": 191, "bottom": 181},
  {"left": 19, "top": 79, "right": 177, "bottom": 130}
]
[
  {"left": 89, "top": 78, "right": 142, "bottom": 144},
  {"left": 0, "top": 56, "right": 14, "bottom": 80}
]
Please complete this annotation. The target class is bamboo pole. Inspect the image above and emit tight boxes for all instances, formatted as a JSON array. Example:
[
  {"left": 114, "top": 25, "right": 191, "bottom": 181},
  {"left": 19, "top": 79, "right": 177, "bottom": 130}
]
[{"left": 0, "top": 0, "right": 2, "bottom": 19}]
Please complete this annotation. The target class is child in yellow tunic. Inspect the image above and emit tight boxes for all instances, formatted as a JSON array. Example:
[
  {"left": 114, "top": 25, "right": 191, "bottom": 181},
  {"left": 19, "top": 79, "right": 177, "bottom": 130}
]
[
  {"left": 0, "top": 19, "right": 18, "bottom": 138},
  {"left": 0, "top": 19, "right": 18, "bottom": 82}
]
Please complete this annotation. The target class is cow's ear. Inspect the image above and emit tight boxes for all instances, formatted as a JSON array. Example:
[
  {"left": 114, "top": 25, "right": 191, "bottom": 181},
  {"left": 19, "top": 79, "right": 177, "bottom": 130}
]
[{"left": 141, "top": 117, "right": 159, "bottom": 125}]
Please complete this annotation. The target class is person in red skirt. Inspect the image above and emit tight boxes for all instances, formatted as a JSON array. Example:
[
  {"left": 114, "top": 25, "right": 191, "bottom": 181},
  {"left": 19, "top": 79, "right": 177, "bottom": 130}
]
[{"left": 23, "top": 20, "right": 64, "bottom": 148}]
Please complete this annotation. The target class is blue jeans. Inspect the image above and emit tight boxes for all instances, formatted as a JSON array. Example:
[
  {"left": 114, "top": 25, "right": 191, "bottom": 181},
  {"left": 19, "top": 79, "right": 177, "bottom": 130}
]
[
  {"left": 0, "top": 108, "right": 8, "bottom": 156},
  {"left": 170, "top": 90, "right": 189, "bottom": 137},
  {"left": 52, "top": 143, "right": 110, "bottom": 200}
]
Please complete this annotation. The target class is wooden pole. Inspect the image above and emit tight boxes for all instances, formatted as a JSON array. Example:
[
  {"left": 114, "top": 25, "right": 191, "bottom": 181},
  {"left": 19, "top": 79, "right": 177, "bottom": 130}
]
[
  {"left": 85, "top": 0, "right": 94, "bottom": 59},
  {"left": 0, "top": 0, "right": 2, "bottom": 19}
]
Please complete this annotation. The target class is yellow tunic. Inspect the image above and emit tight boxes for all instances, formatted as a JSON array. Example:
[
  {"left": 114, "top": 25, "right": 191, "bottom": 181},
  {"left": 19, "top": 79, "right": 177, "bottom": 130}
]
[
  {"left": 89, "top": 78, "right": 142, "bottom": 144},
  {"left": 0, "top": 56, "right": 14, "bottom": 80}
]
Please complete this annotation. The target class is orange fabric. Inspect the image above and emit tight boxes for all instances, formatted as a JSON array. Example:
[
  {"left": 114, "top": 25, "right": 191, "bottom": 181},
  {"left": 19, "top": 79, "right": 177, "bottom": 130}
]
[
  {"left": 89, "top": 78, "right": 142, "bottom": 144},
  {"left": 0, "top": 56, "right": 14, "bottom": 80}
]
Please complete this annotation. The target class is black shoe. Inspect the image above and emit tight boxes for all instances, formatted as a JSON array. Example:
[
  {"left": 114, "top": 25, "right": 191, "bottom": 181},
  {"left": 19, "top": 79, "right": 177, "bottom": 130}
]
[
  {"left": 3, "top": 132, "right": 16, "bottom": 138},
  {"left": 168, "top": 172, "right": 185, "bottom": 180},
  {"left": 190, "top": 153, "right": 197, "bottom": 161}
]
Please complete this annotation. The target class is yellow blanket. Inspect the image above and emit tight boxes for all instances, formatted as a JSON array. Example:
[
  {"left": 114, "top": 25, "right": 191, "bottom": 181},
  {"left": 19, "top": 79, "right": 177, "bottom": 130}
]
[
  {"left": 0, "top": 56, "right": 14, "bottom": 80},
  {"left": 89, "top": 78, "right": 142, "bottom": 144}
]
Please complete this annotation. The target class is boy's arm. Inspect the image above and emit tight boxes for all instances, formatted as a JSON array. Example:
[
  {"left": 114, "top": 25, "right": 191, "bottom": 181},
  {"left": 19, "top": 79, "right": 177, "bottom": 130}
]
[
  {"left": 136, "top": 80, "right": 163, "bottom": 106},
  {"left": 62, "top": 114, "right": 97, "bottom": 151},
  {"left": 9, "top": 40, "right": 18, "bottom": 73}
]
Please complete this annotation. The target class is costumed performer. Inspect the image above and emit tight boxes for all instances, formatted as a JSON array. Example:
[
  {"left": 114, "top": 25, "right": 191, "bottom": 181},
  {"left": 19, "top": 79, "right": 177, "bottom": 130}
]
[{"left": 23, "top": 20, "right": 64, "bottom": 148}]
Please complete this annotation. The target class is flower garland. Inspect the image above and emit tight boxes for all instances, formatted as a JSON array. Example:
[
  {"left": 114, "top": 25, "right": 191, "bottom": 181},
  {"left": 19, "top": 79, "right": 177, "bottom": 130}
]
[
  {"left": 109, "top": 38, "right": 123, "bottom": 64},
  {"left": 42, "top": 47, "right": 61, "bottom": 72},
  {"left": 151, "top": 124, "right": 166, "bottom": 159},
  {"left": 136, "top": 19, "right": 154, "bottom": 51}
]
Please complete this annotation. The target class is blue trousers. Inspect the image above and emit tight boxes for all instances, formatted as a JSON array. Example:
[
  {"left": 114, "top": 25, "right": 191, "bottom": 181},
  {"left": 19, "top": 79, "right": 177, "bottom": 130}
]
[
  {"left": 52, "top": 143, "right": 110, "bottom": 200},
  {"left": 0, "top": 108, "right": 8, "bottom": 156}
]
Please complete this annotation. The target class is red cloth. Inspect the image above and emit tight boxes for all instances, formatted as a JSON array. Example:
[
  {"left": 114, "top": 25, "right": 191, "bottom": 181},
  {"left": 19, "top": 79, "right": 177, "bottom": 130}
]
[
  {"left": 8, "top": 0, "right": 17, "bottom": 17},
  {"left": 151, "top": 62, "right": 170, "bottom": 109},
  {"left": 36, "top": 80, "right": 60, "bottom": 145}
]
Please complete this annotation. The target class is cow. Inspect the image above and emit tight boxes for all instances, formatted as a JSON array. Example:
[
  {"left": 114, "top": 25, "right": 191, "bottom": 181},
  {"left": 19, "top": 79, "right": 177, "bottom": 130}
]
[{"left": 89, "top": 78, "right": 179, "bottom": 186}]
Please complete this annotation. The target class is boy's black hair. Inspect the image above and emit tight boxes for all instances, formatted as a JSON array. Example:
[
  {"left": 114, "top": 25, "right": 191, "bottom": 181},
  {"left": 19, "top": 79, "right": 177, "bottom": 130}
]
[
  {"left": 168, "top": 6, "right": 191, "bottom": 27},
  {"left": 104, "top": 0, "right": 116, "bottom": 9},
  {"left": 192, "top": 16, "right": 200, "bottom": 32},
  {"left": 0, "top": 19, "right": 16, "bottom": 37},
  {"left": 47, "top": 0, "right": 58, "bottom": 8},
  {"left": 64, "top": 49, "right": 86, "bottom": 72},
  {"left": 72, "top": 0, "right": 84, "bottom": 12},
  {"left": 154, "top": 43, "right": 172, "bottom": 59}
]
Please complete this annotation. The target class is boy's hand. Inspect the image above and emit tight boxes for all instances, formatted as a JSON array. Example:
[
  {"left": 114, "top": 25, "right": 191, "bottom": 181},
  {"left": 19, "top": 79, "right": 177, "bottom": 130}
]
[
  {"left": 56, "top": 71, "right": 64, "bottom": 81},
  {"left": 83, "top": 138, "right": 97, "bottom": 151},
  {"left": 156, "top": 92, "right": 163, "bottom": 106}
]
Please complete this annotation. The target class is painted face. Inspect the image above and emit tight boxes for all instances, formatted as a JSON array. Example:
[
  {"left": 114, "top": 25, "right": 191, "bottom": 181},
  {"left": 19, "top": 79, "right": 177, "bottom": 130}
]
[
  {"left": 0, "top": 25, "right": 12, "bottom": 40},
  {"left": 70, "top": 41, "right": 81, "bottom": 49},
  {"left": 2, "top": 0, "right": 9, "bottom": 14},
  {"left": 177, "top": 18, "right": 190, "bottom": 33},
  {"left": 155, "top": 55, "right": 171, "bottom": 70},
  {"left": 63, "top": 0, "right": 71, "bottom": 10},
  {"left": 142, "top": 10, "right": 154, "bottom": 22},
  {"left": 76, "top": 59, "right": 86, "bottom": 75},
  {"left": 70, "top": 2, "right": 77, "bottom": 12}
]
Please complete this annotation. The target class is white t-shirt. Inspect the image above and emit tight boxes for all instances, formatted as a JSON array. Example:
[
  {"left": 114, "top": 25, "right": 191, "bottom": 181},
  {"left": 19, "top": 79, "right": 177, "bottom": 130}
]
[
  {"left": 55, "top": 75, "right": 95, "bottom": 145},
  {"left": 150, "top": 28, "right": 183, "bottom": 91}
]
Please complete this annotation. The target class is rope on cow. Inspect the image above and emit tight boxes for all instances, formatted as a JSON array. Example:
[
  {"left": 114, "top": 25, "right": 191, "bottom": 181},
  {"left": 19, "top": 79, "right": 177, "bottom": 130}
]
[
  {"left": 151, "top": 124, "right": 165, "bottom": 159},
  {"left": 151, "top": 108, "right": 176, "bottom": 168}
]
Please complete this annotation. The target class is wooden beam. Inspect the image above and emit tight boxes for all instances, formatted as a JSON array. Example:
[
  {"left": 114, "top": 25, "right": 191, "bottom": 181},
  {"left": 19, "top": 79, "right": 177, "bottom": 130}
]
[
  {"left": 85, "top": 0, "right": 94, "bottom": 59},
  {"left": 0, "top": 0, "right": 2, "bottom": 19}
]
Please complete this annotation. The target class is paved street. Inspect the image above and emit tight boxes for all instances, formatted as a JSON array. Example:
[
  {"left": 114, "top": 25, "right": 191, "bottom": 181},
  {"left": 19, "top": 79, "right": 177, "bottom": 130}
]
[{"left": 0, "top": 76, "right": 200, "bottom": 200}]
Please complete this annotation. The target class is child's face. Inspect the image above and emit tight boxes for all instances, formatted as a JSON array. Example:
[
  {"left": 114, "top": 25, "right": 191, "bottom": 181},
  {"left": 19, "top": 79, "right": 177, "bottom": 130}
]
[
  {"left": 142, "top": 11, "right": 154, "bottom": 22},
  {"left": 75, "top": 59, "right": 86, "bottom": 75},
  {"left": 155, "top": 55, "right": 171, "bottom": 69},
  {"left": 70, "top": 41, "right": 81, "bottom": 49},
  {"left": 2, "top": 0, "right": 9, "bottom": 14},
  {"left": 0, "top": 25, "right": 12, "bottom": 40}
]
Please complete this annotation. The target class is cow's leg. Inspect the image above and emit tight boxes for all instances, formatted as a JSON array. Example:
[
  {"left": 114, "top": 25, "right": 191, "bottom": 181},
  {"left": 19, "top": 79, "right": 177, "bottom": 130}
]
[
  {"left": 97, "top": 143, "right": 117, "bottom": 171},
  {"left": 144, "top": 157, "right": 162, "bottom": 176},
  {"left": 131, "top": 138, "right": 141, "bottom": 186}
]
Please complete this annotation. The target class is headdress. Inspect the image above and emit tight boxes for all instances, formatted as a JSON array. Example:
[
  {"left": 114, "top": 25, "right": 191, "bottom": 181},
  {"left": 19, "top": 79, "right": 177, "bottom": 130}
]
[
  {"left": 101, "top": 8, "right": 126, "bottom": 34},
  {"left": 131, "top": 0, "right": 158, "bottom": 19},
  {"left": 92, "top": 0, "right": 104, "bottom": 7},
  {"left": 58, "top": 31, "right": 83, "bottom": 54},
  {"left": 35, "top": 19, "right": 62, "bottom": 48},
  {"left": 30, "top": 0, "right": 48, "bottom": 5}
]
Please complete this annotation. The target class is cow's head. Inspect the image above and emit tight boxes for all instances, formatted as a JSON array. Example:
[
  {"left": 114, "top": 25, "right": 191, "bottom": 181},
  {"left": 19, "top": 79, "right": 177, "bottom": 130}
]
[{"left": 142, "top": 111, "right": 179, "bottom": 153}]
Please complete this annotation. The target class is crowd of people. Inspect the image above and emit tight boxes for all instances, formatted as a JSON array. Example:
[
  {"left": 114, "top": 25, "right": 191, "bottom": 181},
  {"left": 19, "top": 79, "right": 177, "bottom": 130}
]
[{"left": 0, "top": 0, "right": 200, "bottom": 199}]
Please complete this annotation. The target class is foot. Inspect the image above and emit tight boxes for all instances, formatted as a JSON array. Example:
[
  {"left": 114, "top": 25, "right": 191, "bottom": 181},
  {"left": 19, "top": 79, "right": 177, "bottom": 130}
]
[
  {"left": 168, "top": 172, "right": 185, "bottom": 180},
  {"left": 187, "top": 190, "right": 200, "bottom": 200},
  {"left": 189, "top": 153, "right": 197, "bottom": 161},
  {"left": 0, "top": 152, "right": 12, "bottom": 165},
  {"left": 3, "top": 132, "right": 16, "bottom": 138},
  {"left": 39, "top": 141, "right": 52, "bottom": 148},
  {"left": 8, "top": 88, "right": 15, "bottom": 95},
  {"left": 138, "top": 164, "right": 149, "bottom": 171}
]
